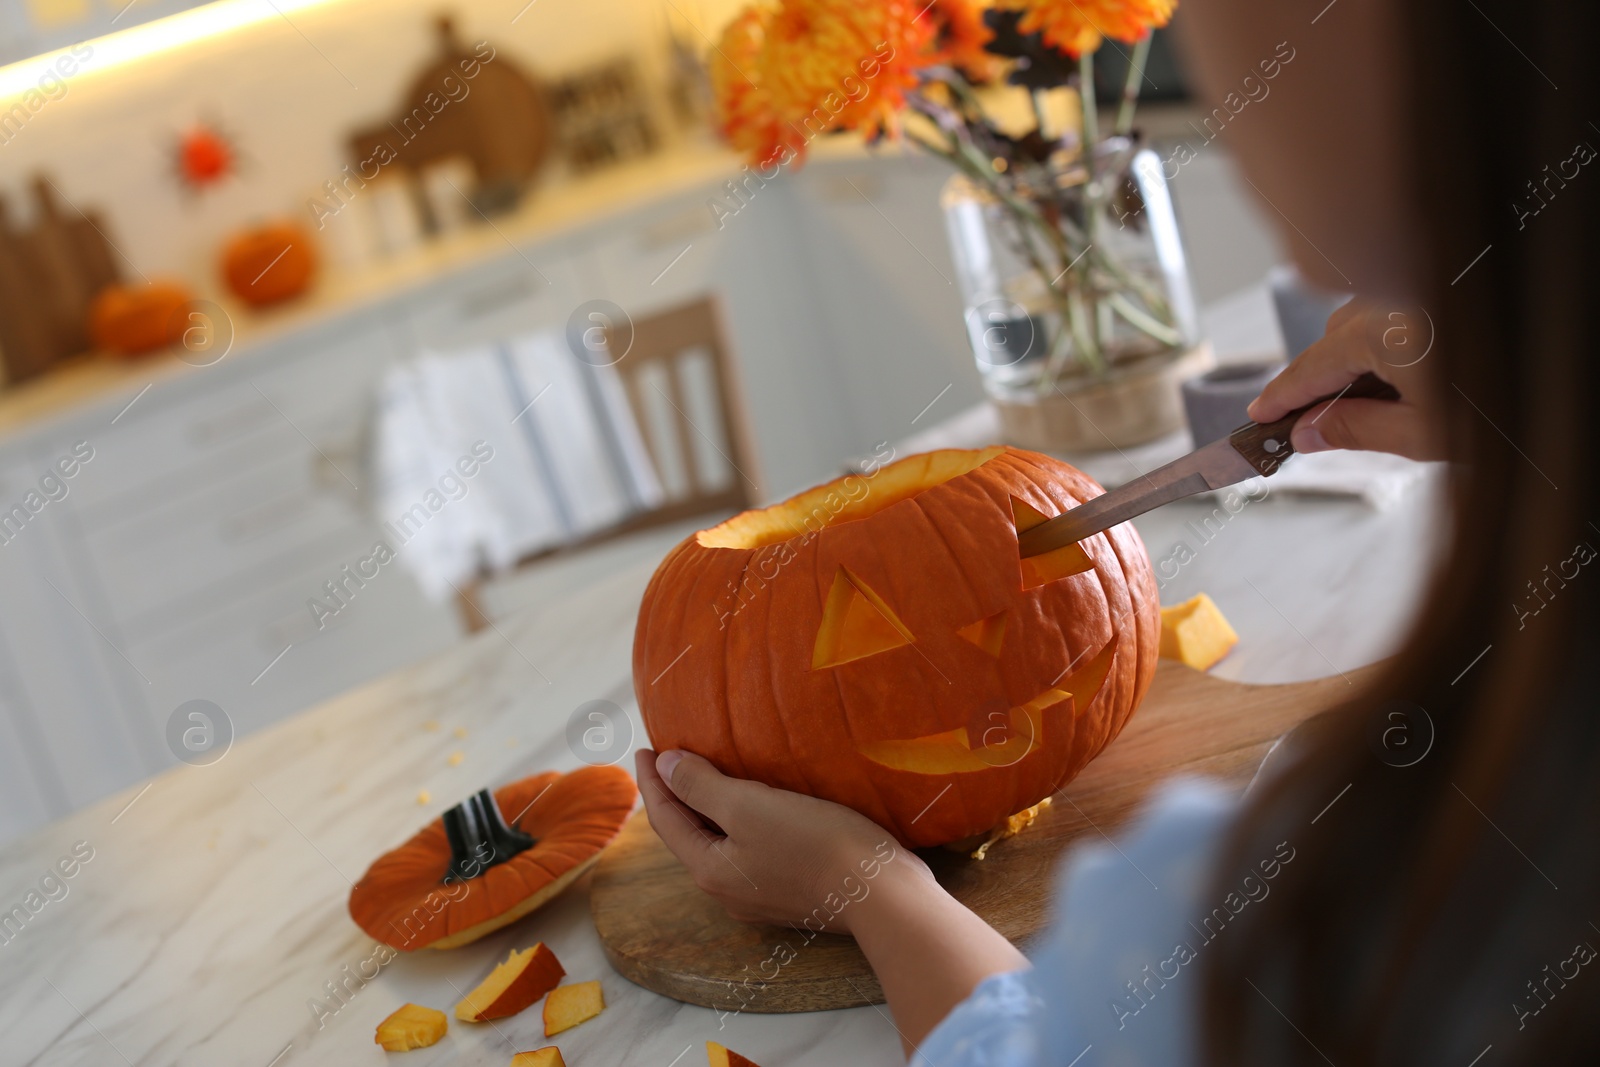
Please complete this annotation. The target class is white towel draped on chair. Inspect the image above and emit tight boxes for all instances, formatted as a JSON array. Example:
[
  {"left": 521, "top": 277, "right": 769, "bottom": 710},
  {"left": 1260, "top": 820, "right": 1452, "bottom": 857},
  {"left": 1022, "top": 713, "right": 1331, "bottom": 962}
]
[{"left": 373, "top": 330, "right": 664, "bottom": 600}]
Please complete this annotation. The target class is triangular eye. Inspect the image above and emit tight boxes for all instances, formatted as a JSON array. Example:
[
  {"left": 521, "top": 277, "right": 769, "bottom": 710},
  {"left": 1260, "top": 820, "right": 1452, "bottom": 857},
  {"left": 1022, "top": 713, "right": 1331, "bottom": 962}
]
[
  {"left": 1011, "top": 496, "right": 1095, "bottom": 588},
  {"left": 812, "top": 567, "right": 914, "bottom": 669},
  {"left": 955, "top": 611, "right": 1007, "bottom": 658}
]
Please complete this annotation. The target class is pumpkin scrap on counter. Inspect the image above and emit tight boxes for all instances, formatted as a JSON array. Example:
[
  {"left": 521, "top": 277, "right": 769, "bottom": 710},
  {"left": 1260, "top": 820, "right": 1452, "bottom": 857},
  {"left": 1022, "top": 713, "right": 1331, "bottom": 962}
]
[
  {"left": 707, "top": 1040, "right": 764, "bottom": 1067},
  {"left": 543, "top": 981, "right": 604, "bottom": 1037},
  {"left": 635, "top": 446, "right": 1160, "bottom": 849},
  {"left": 510, "top": 1049, "right": 566, "bottom": 1067},
  {"left": 349, "top": 765, "right": 636, "bottom": 950},
  {"left": 456, "top": 943, "right": 566, "bottom": 1022},
  {"left": 374, "top": 1003, "right": 447, "bottom": 1051},
  {"left": 946, "top": 797, "right": 1052, "bottom": 861},
  {"left": 1159, "top": 593, "right": 1239, "bottom": 671}
]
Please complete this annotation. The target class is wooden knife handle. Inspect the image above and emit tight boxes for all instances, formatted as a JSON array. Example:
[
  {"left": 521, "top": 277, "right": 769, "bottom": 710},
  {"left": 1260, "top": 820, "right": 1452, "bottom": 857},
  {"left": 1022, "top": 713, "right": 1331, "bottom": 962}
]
[{"left": 1228, "top": 371, "right": 1401, "bottom": 476}]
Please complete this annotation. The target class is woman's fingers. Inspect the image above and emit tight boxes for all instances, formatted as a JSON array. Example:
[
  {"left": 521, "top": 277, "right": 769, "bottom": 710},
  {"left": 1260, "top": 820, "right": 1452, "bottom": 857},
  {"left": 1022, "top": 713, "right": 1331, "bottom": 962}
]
[
  {"left": 1247, "top": 312, "right": 1385, "bottom": 424},
  {"left": 1291, "top": 397, "right": 1444, "bottom": 461},
  {"left": 1246, "top": 300, "right": 1443, "bottom": 464},
  {"left": 634, "top": 748, "right": 720, "bottom": 861},
  {"left": 654, "top": 750, "right": 750, "bottom": 832}
]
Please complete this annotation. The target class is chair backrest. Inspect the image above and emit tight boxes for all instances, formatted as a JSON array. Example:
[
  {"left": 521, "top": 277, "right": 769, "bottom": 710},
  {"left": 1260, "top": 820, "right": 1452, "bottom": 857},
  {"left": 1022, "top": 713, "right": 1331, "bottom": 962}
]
[
  {"left": 604, "top": 296, "right": 761, "bottom": 529},
  {"left": 457, "top": 295, "right": 759, "bottom": 632}
]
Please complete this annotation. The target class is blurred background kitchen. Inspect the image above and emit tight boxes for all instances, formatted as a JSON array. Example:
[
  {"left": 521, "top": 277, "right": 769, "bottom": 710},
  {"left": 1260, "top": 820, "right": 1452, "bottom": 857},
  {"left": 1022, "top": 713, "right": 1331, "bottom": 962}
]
[{"left": 0, "top": 0, "right": 1295, "bottom": 846}]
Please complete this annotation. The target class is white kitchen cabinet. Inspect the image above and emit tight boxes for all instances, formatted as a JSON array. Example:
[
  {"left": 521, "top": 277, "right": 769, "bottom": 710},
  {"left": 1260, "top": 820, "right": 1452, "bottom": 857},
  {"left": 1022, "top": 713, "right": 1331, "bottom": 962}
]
[
  {"left": 0, "top": 670, "right": 59, "bottom": 842},
  {"left": 0, "top": 310, "right": 466, "bottom": 842},
  {"left": 400, "top": 254, "right": 584, "bottom": 354},
  {"left": 0, "top": 453, "right": 162, "bottom": 810}
]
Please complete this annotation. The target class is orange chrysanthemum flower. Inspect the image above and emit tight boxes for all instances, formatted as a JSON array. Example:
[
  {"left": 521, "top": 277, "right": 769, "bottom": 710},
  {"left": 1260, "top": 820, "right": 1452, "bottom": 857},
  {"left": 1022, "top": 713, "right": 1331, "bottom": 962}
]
[
  {"left": 930, "top": 0, "right": 1003, "bottom": 83},
  {"left": 711, "top": 8, "right": 804, "bottom": 169},
  {"left": 1010, "top": 0, "right": 1175, "bottom": 57},
  {"left": 762, "top": 0, "right": 936, "bottom": 146},
  {"left": 712, "top": 0, "right": 941, "bottom": 167}
]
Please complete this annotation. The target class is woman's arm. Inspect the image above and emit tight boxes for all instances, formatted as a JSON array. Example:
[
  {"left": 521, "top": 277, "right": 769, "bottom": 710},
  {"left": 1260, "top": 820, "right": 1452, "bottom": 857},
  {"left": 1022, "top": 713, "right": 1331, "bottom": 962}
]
[
  {"left": 635, "top": 748, "right": 1027, "bottom": 1054},
  {"left": 846, "top": 858, "right": 1031, "bottom": 1051}
]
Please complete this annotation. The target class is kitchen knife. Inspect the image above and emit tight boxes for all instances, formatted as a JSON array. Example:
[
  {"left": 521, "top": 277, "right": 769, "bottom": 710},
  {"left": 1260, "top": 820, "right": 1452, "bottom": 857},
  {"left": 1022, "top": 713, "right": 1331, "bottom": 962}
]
[{"left": 1017, "top": 372, "right": 1401, "bottom": 558}]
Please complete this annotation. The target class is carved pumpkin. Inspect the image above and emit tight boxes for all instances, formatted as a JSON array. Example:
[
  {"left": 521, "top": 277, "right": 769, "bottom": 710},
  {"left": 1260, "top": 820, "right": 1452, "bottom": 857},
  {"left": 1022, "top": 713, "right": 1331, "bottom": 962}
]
[
  {"left": 88, "top": 281, "right": 194, "bottom": 355},
  {"left": 634, "top": 447, "right": 1159, "bottom": 848},
  {"left": 221, "top": 221, "right": 316, "bottom": 307},
  {"left": 349, "top": 766, "right": 636, "bottom": 950}
]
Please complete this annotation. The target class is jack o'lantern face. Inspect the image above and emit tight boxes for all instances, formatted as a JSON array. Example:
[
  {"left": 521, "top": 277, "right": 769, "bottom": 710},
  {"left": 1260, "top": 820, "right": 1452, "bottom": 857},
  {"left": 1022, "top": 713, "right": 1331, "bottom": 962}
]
[
  {"left": 812, "top": 496, "right": 1118, "bottom": 775},
  {"left": 635, "top": 446, "right": 1159, "bottom": 848}
]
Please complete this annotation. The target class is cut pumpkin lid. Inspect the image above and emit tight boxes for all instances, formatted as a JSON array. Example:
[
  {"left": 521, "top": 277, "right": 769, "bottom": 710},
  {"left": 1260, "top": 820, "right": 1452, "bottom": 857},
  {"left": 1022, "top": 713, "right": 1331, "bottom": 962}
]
[{"left": 349, "top": 765, "right": 636, "bottom": 950}]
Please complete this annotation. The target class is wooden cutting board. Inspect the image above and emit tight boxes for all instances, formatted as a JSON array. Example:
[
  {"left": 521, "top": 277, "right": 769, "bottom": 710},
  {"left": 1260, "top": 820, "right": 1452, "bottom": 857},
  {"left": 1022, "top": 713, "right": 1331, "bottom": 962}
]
[{"left": 590, "top": 659, "right": 1378, "bottom": 1013}]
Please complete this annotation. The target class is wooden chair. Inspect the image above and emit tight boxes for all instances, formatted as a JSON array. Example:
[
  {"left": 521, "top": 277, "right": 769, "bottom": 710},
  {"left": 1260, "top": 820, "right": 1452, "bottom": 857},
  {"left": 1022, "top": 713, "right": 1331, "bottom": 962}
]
[{"left": 457, "top": 295, "right": 760, "bottom": 632}]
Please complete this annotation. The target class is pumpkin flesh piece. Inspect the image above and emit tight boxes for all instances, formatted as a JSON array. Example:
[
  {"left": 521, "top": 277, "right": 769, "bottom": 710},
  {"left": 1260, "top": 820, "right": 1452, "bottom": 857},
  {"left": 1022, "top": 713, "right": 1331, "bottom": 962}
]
[
  {"left": 375, "top": 1003, "right": 448, "bottom": 1051},
  {"left": 543, "top": 981, "right": 605, "bottom": 1037},
  {"left": 510, "top": 1049, "right": 566, "bottom": 1067},
  {"left": 455, "top": 943, "right": 566, "bottom": 1021},
  {"left": 857, "top": 636, "right": 1118, "bottom": 774},
  {"left": 1159, "top": 593, "right": 1238, "bottom": 670},
  {"left": 707, "top": 1041, "right": 764, "bottom": 1067}
]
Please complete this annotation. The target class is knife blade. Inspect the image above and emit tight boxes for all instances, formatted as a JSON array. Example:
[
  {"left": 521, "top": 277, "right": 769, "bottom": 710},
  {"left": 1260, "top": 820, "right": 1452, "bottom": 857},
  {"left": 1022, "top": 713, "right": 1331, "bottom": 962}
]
[{"left": 1017, "top": 371, "right": 1401, "bottom": 558}]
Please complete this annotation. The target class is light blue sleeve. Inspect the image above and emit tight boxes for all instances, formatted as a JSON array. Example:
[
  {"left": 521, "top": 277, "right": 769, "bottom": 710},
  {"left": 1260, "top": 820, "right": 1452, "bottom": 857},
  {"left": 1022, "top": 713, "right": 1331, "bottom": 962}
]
[{"left": 918, "top": 779, "right": 1241, "bottom": 1067}]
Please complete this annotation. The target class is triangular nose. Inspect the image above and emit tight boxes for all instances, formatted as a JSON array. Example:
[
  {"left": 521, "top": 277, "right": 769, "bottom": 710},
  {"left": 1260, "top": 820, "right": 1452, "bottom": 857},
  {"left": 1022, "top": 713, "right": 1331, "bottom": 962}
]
[{"left": 955, "top": 611, "right": 1007, "bottom": 658}]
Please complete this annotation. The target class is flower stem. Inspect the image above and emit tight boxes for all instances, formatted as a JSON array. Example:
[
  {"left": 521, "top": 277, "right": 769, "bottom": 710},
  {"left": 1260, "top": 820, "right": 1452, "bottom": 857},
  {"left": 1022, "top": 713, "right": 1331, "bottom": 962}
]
[
  {"left": 1115, "top": 34, "right": 1152, "bottom": 137},
  {"left": 1078, "top": 51, "right": 1099, "bottom": 149}
]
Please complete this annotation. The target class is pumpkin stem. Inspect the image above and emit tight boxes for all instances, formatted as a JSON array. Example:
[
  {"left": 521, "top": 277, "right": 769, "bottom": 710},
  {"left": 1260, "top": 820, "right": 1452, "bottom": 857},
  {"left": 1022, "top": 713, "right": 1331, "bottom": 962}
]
[{"left": 441, "top": 789, "right": 537, "bottom": 883}]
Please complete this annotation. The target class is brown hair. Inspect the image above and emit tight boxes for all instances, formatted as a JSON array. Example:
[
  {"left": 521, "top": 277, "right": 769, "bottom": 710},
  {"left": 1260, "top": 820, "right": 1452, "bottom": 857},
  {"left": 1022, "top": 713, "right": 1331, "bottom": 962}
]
[{"left": 1202, "top": 1, "right": 1600, "bottom": 1061}]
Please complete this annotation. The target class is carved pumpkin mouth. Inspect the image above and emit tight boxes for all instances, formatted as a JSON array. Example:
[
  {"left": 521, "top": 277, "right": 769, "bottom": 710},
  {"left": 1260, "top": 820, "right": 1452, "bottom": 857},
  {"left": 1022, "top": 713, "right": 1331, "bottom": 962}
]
[{"left": 857, "top": 636, "right": 1118, "bottom": 774}]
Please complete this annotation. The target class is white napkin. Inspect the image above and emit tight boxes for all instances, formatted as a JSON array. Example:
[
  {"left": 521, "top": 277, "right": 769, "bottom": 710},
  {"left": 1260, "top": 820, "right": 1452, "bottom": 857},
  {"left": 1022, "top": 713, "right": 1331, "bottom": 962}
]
[
  {"left": 1233, "top": 448, "right": 1442, "bottom": 510},
  {"left": 372, "top": 330, "right": 663, "bottom": 600}
]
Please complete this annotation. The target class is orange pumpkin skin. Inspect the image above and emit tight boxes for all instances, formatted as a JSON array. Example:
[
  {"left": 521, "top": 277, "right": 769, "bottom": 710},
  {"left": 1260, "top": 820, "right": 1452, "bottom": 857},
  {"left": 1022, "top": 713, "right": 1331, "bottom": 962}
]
[
  {"left": 221, "top": 221, "right": 316, "bottom": 307},
  {"left": 633, "top": 447, "right": 1159, "bottom": 849},
  {"left": 88, "top": 281, "right": 193, "bottom": 355},
  {"left": 349, "top": 766, "right": 636, "bottom": 950}
]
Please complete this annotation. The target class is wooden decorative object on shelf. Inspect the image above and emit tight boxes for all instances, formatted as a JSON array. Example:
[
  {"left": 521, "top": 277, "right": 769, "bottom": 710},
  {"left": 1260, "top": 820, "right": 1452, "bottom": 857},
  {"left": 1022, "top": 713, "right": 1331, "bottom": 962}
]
[
  {"left": 546, "top": 57, "right": 659, "bottom": 174},
  {"left": 0, "top": 175, "right": 122, "bottom": 383},
  {"left": 346, "top": 15, "right": 551, "bottom": 221}
]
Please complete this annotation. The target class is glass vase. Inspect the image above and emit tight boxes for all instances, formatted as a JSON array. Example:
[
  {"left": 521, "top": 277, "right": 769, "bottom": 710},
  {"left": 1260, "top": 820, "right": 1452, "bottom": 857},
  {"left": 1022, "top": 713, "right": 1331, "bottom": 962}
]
[{"left": 941, "top": 140, "right": 1207, "bottom": 451}]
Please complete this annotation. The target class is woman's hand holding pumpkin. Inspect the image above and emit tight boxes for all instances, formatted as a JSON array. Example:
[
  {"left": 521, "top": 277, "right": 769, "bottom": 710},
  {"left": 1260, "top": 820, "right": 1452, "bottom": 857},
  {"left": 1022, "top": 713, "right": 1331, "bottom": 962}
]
[
  {"left": 635, "top": 747, "right": 1028, "bottom": 1052},
  {"left": 634, "top": 747, "right": 932, "bottom": 932},
  {"left": 1247, "top": 298, "right": 1445, "bottom": 460}
]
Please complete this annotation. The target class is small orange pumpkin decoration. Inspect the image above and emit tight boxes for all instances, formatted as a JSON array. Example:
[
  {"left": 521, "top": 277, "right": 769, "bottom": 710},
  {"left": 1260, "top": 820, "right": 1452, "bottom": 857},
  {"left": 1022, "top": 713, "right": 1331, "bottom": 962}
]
[
  {"left": 88, "top": 281, "right": 195, "bottom": 356},
  {"left": 634, "top": 447, "right": 1160, "bottom": 848},
  {"left": 349, "top": 766, "right": 636, "bottom": 950},
  {"left": 221, "top": 221, "right": 316, "bottom": 307}
]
